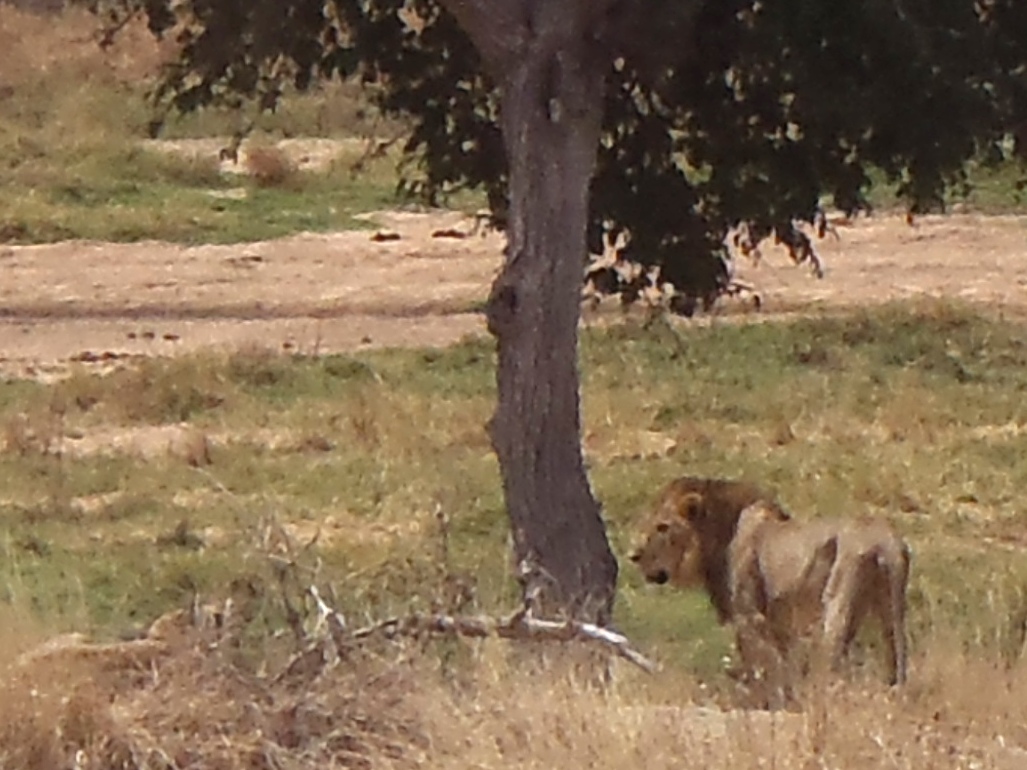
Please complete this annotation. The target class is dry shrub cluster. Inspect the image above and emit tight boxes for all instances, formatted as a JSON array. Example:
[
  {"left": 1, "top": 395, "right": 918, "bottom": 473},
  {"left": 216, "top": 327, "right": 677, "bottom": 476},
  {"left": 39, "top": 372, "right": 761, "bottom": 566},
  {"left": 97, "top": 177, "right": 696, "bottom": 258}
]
[{"left": 0, "top": 607, "right": 431, "bottom": 770}]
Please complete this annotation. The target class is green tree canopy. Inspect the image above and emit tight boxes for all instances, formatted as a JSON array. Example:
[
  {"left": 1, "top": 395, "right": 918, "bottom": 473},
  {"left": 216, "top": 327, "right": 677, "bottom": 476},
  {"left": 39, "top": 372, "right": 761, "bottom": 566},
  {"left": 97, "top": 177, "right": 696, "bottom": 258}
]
[{"left": 90, "top": 0, "right": 1027, "bottom": 301}]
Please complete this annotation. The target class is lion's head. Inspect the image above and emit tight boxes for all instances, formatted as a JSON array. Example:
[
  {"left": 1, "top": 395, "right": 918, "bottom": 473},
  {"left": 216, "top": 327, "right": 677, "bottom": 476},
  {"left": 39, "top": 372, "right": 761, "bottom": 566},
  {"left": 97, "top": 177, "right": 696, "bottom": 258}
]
[
  {"left": 630, "top": 491, "right": 707, "bottom": 588},
  {"left": 629, "top": 476, "right": 786, "bottom": 622}
]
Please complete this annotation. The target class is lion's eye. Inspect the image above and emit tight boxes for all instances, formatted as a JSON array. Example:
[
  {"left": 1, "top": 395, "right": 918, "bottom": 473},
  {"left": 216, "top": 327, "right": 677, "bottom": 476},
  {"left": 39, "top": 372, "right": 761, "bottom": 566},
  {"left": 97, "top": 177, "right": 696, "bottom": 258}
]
[{"left": 655, "top": 522, "right": 669, "bottom": 534}]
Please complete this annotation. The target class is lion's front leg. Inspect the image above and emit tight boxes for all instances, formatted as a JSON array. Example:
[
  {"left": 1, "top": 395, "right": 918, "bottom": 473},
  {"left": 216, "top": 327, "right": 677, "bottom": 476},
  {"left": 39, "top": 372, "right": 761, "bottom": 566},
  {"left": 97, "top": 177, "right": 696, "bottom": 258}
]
[{"left": 732, "top": 614, "right": 793, "bottom": 708}]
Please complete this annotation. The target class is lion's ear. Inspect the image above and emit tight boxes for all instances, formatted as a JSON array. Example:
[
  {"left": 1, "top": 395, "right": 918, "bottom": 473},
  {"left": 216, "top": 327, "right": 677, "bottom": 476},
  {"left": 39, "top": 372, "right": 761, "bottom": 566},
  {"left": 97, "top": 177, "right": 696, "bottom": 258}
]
[{"left": 678, "top": 493, "right": 705, "bottom": 522}]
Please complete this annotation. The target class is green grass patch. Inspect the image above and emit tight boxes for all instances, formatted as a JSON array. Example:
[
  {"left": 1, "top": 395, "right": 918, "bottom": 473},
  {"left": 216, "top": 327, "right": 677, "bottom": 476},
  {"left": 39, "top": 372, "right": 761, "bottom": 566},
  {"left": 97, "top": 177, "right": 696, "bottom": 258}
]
[
  {"left": 3, "top": 301, "right": 1027, "bottom": 678},
  {"left": 0, "top": 15, "right": 409, "bottom": 245},
  {"left": 0, "top": 141, "right": 404, "bottom": 244},
  {"left": 863, "top": 160, "right": 1027, "bottom": 214}
]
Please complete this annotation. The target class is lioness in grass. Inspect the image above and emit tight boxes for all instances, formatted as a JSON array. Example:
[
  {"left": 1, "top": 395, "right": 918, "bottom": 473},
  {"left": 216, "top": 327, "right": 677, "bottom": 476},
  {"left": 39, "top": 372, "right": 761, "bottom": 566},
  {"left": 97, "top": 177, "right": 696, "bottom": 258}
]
[{"left": 630, "top": 477, "right": 911, "bottom": 693}]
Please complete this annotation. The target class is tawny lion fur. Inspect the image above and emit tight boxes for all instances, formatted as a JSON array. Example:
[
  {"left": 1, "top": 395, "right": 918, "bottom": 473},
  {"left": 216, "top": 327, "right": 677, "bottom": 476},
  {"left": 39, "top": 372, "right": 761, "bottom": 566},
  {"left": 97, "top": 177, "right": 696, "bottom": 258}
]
[{"left": 630, "top": 477, "right": 911, "bottom": 688}]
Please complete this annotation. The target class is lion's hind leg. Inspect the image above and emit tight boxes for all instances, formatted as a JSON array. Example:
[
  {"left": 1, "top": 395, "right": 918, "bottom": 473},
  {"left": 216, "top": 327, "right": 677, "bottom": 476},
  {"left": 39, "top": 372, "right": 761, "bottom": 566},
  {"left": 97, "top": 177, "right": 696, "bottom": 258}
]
[
  {"left": 873, "top": 544, "right": 911, "bottom": 686},
  {"left": 821, "top": 548, "right": 871, "bottom": 675}
]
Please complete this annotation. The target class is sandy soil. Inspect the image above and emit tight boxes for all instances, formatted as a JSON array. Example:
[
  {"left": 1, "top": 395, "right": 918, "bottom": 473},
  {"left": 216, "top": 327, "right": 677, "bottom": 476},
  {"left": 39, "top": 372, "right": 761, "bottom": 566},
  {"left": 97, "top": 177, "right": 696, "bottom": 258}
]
[{"left": 1, "top": 210, "right": 1026, "bottom": 378}]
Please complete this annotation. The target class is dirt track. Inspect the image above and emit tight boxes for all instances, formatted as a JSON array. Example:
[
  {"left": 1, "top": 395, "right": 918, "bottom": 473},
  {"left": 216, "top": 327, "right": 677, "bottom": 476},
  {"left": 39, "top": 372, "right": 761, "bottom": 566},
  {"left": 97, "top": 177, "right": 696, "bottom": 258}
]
[{"left": 1, "top": 210, "right": 1026, "bottom": 378}]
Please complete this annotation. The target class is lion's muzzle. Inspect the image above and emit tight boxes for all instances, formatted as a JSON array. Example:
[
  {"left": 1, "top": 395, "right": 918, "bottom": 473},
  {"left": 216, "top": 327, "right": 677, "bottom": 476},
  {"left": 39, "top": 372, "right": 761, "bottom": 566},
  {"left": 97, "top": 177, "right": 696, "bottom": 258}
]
[{"left": 646, "top": 569, "right": 669, "bottom": 585}]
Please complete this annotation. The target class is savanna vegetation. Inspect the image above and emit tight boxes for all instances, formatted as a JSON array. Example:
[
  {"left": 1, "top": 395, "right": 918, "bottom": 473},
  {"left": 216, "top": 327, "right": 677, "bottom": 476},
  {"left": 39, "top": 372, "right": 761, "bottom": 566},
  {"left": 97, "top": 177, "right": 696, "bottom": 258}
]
[
  {"left": 6, "top": 300, "right": 1027, "bottom": 656},
  {"left": 2, "top": 3, "right": 1027, "bottom": 769},
  {"left": 82, "top": 0, "right": 1027, "bottom": 624},
  {"left": 0, "top": 7, "right": 415, "bottom": 244},
  {"left": 4, "top": 298, "right": 1027, "bottom": 766}
]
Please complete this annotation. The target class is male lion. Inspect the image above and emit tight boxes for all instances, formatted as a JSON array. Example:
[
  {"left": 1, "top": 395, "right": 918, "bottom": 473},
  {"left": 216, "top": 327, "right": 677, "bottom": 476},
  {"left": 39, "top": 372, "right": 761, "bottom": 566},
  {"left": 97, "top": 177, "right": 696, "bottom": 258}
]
[{"left": 630, "top": 478, "right": 911, "bottom": 693}]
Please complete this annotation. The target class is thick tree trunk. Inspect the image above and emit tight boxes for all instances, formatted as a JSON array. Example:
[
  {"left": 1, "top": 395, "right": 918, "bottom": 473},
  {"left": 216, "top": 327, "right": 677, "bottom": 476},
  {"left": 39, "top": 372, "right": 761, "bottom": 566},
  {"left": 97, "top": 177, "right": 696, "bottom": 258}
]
[{"left": 484, "top": 32, "right": 618, "bottom": 624}]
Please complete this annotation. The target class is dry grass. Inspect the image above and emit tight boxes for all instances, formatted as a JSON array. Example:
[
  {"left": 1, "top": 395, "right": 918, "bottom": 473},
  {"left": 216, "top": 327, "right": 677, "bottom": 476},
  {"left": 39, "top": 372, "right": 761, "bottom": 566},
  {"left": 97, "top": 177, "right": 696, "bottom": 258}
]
[
  {"left": 0, "top": 611, "right": 429, "bottom": 770},
  {"left": 2, "top": 408, "right": 63, "bottom": 457},
  {"left": 1, "top": 613, "right": 1025, "bottom": 770},
  {"left": 0, "top": 6, "right": 170, "bottom": 86}
]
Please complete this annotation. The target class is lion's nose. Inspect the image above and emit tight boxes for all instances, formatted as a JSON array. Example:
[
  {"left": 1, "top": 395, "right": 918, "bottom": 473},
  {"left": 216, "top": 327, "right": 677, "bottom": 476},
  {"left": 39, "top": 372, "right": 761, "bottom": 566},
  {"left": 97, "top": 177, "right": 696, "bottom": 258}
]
[{"left": 649, "top": 570, "right": 669, "bottom": 585}]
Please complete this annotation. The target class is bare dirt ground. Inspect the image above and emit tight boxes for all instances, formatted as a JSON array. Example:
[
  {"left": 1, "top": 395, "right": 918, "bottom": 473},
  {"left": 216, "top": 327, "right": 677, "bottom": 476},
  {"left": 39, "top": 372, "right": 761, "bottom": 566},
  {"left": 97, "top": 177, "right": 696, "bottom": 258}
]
[{"left": 1, "top": 210, "right": 1026, "bottom": 378}]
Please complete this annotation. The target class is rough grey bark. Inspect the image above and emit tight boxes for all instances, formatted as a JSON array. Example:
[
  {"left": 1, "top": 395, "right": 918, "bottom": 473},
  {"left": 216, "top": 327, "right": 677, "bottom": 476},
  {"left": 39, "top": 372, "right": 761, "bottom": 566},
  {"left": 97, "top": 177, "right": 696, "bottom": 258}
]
[{"left": 440, "top": 0, "right": 619, "bottom": 623}]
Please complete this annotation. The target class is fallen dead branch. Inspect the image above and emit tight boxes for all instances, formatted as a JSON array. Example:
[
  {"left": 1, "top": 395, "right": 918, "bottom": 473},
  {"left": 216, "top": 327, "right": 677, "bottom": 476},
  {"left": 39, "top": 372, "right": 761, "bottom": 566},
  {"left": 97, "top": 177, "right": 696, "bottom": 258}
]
[
  {"left": 259, "top": 507, "right": 658, "bottom": 675},
  {"left": 309, "top": 588, "right": 658, "bottom": 674}
]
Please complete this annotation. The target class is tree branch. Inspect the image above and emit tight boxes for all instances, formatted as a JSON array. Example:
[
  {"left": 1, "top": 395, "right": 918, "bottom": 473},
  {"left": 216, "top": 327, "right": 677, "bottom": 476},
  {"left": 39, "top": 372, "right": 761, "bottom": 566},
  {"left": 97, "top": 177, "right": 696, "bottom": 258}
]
[
  {"left": 437, "top": 0, "right": 623, "bottom": 73},
  {"left": 303, "top": 580, "right": 656, "bottom": 673},
  {"left": 436, "top": 0, "right": 529, "bottom": 72},
  {"left": 345, "top": 608, "right": 658, "bottom": 673}
]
